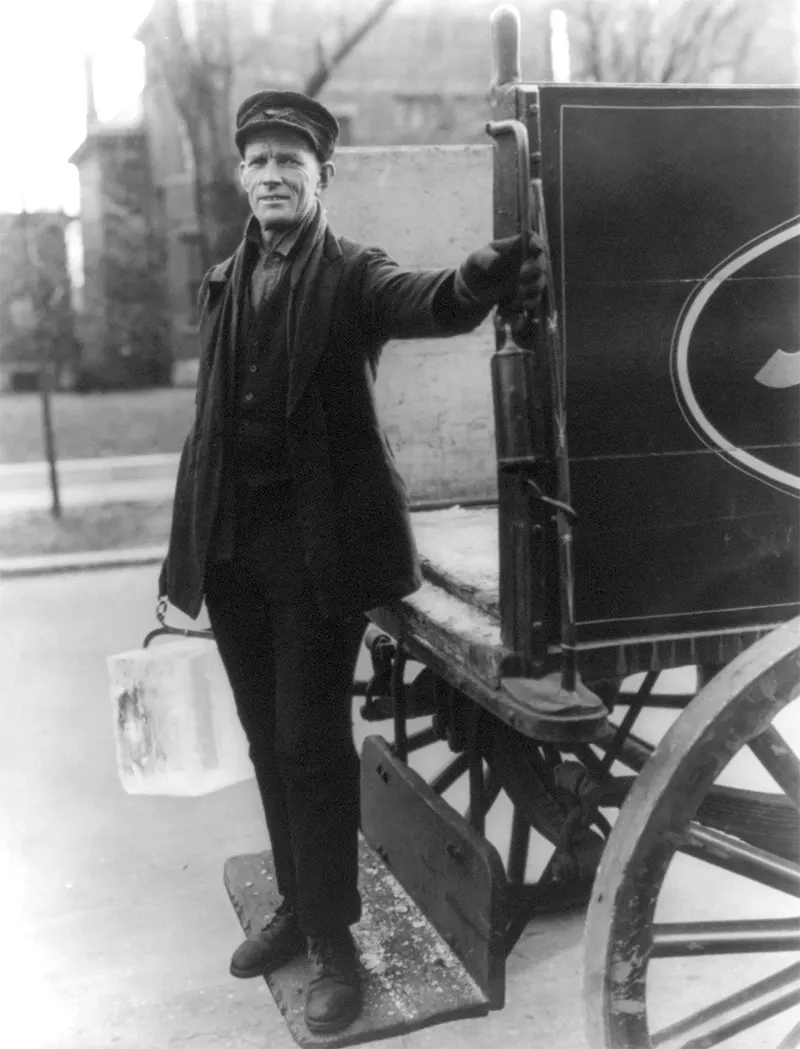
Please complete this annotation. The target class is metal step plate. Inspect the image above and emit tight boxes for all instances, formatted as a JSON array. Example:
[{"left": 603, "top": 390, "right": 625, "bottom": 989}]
[
  {"left": 223, "top": 838, "right": 490, "bottom": 1049},
  {"left": 360, "top": 735, "right": 507, "bottom": 1009}
]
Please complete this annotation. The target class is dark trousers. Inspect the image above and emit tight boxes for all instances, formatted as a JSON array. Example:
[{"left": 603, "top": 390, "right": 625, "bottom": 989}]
[{"left": 205, "top": 486, "right": 365, "bottom": 937}]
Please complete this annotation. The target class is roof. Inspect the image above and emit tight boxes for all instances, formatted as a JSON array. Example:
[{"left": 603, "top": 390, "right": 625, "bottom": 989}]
[{"left": 68, "top": 123, "right": 147, "bottom": 167}]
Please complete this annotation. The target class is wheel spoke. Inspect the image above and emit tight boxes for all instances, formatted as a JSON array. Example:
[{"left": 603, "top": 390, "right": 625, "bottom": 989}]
[
  {"left": 594, "top": 722, "right": 654, "bottom": 773},
  {"left": 596, "top": 670, "right": 658, "bottom": 777},
  {"left": 696, "top": 786, "right": 799, "bottom": 863},
  {"left": 651, "top": 917, "right": 800, "bottom": 957},
  {"left": 507, "top": 806, "right": 531, "bottom": 884},
  {"left": 429, "top": 752, "right": 469, "bottom": 794},
  {"left": 682, "top": 822, "right": 800, "bottom": 897},
  {"left": 404, "top": 725, "right": 440, "bottom": 755},
  {"left": 466, "top": 767, "right": 503, "bottom": 831},
  {"left": 651, "top": 961, "right": 800, "bottom": 1048},
  {"left": 749, "top": 725, "right": 800, "bottom": 809},
  {"left": 776, "top": 1016, "right": 800, "bottom": 1049},
  {"left": 614, "top": 692, "right": 695, "bottom": 710}
]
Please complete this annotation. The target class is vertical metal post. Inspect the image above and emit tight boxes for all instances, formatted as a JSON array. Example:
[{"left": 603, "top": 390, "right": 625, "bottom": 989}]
[
  {"left": 507, "top": 807, "right": 531, "bottom": 884},
  {"left": 467, "top": 708, "right": 486, "bottom": 836},
  {"left": 39, "top": 353, "right": 61, "bottom": 519},
  {"left": 20, "top": 204, "right": 61, "bottom": 518},
  {"left": 391, "top": 644, "right": 409, "bottom": 763},
  {"left": 488, "top": 9, "right": 554, "bottom": 678}
]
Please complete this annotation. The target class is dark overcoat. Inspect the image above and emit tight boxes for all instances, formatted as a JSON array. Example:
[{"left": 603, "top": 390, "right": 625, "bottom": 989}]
[{"left": 161, "top": 226, "right": 488, "bottom": 620}]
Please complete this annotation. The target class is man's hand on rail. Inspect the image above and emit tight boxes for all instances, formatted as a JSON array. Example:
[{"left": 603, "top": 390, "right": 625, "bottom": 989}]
[{"left": 455, "top": 232, "right": 548, "bottom": 313}]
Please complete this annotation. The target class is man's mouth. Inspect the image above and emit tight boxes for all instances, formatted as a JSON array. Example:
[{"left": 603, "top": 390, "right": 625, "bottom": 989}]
[{"left": 259, "top": 196, "right": 290, "bottom": 204}]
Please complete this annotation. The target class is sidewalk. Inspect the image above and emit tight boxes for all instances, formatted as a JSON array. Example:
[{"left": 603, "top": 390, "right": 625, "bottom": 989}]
[
  {"left": 0, "top": 453, "right": 179, "bottom": 514},
  {"left": 0, "top": 544, "right": 166, "bottom": 579}
]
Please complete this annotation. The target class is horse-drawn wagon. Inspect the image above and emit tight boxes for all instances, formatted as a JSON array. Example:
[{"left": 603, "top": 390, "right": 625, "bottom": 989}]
[{"left": 216, "top": 8, "right": 800, "bottom": 1047}]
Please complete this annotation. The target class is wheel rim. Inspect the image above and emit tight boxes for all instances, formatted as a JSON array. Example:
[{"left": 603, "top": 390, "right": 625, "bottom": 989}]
[{"left": 584, "top": 617, "right": 800, "bottom": 1049}]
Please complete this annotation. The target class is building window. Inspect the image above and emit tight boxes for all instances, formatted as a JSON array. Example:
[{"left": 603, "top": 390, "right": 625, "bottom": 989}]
[
  {"left": 177, "top": 121, "right": 195, "bottom": 175},
  {"left": 394, "top": 93, "right": 444, "bottom": 134}
]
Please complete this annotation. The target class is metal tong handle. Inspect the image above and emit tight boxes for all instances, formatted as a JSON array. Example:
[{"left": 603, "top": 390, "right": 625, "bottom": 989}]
[
  {"left": 485, "top": 118, "right": 532, "bottom": 327},
  {"left": 144, "top": 596, "right": 214, "bottom": 648},
  {"left": 485, "top": 119, "right": 531, "bottom": 260}
]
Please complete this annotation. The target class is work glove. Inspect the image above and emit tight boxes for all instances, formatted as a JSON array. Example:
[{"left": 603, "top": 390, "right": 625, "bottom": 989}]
[{"left": 455, "top": 233, "right": 548, "bottom": 312}]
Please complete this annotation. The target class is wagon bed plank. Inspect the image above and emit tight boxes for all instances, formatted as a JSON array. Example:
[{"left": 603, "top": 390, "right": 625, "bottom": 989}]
[{"left": 413, "top": 505, "right": 500, "bottom": 620}]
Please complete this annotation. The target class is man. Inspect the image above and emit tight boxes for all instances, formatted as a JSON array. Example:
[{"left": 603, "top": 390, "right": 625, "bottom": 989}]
[{"left": 159, "top": 90, "right": 545, "bottom": 1034}]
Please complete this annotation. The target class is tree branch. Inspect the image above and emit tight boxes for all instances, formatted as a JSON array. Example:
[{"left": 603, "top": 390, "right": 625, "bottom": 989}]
[
  {"left": 580, "top": 0, "right": 607, "bottom": 83},
  {"left": 303, "top": 0, "right": 398, "bottom": 98}
]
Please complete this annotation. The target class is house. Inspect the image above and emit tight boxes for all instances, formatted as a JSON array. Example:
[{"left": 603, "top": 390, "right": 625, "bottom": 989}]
[
  {"left": 68, "top": 116, "right": 171, "bottom": 389},
  {"left": 0, "top": 211, "right": 79, "bottom": 391}
]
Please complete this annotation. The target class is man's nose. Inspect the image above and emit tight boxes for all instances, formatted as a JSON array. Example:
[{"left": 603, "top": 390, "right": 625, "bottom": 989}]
[{"left": 260, "top": 159, "right": 282, "bottom": 183}]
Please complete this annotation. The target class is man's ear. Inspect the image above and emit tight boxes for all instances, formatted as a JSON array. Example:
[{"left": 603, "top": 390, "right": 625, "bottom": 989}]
[
  {"left": 317, "top": 161, "right": 335, "bottom": 194},
  {"left": 238, "top": 160, "right": 247, "bottom": 190}
]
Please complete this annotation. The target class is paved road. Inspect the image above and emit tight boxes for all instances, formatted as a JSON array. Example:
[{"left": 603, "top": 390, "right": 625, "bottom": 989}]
[
  {"left": 0, "top": 455, "right": 178, "bottom": 514},
  {"left": 1, "top": 567, "right": 796, "bottom": 1049},
  {"left": 0, "top": 566, "right": 590, "bottom": 1049}
]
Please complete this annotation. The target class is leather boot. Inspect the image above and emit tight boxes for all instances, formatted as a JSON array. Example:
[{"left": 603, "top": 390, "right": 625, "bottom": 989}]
[
  {"left": 305, "top": 930, "right": 362, "bottom": 1034},
  {"left": 230, "top": 901, "right": 306, "bottom": 978}
]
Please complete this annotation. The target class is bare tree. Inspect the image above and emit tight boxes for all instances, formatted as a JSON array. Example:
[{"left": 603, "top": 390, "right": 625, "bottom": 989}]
[
  {"left": 563, "top": 0, "right": 764, "bottom": 84},
  {"left": 142, "top": 0, "right": 399, "bottom": 268},
  {"left": 303, "top": 0, "right": 398, "bottom": 97}
]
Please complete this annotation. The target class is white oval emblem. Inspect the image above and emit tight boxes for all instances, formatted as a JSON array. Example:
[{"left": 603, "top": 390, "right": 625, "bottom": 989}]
[{"left": 671, "top": 217, "right": 800, "bottom": 495}]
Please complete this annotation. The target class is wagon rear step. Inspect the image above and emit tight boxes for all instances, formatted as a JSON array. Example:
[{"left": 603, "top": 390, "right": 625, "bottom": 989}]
[{"left": 223, "top": 735, "right": 507, "bottom": 1047}]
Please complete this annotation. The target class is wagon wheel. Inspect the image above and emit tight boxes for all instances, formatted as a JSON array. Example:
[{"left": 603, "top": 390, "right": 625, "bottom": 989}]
[{"left": 584, "top": 616, "right": 800, "bottom": 1049}]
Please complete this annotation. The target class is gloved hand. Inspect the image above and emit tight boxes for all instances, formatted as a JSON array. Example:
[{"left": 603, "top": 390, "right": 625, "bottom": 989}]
[{"left": 455, "top": 233, "right": 548, "bottom": 312}]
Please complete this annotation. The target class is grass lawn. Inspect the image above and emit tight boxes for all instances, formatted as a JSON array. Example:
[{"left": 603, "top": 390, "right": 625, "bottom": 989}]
[
  {"left": 0, "top": 389, "right": 196, "bottom": 464},
  {"left": 0, "top": 500, "right": 173, "bottom": 559}
]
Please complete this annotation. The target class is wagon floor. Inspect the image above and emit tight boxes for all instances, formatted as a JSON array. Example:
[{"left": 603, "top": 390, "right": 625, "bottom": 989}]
[{"left": 413, "top": 505, "right": 500, "bottom": 619}]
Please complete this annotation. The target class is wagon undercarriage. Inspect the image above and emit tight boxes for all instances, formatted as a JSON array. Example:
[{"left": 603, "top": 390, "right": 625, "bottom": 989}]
[{"left": 224, "top": 519, "right": 799, "bottom": 1047}]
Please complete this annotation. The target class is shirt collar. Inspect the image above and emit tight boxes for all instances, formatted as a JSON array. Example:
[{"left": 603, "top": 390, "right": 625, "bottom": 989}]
[{"left": 244, "top": 202, "right": 318, "bottom": 260}]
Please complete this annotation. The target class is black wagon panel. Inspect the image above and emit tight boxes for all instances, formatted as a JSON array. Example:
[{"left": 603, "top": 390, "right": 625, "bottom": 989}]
[{"left": 534, "top": 85, "right": 800, "bottom": 642}]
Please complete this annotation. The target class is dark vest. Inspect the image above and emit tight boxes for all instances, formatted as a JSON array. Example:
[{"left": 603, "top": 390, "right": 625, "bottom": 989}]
[
  {"left": 209, "top": 267, "right": 293, "bottom": 560},
  {"left": 229, "top": 267, "right": 292, "bottom": 483}
]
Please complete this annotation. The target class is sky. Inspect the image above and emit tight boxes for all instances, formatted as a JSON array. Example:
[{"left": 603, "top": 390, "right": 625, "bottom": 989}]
[
  {"left": 0, "top": 0, "right": 573, "bottom": 217},
  {"left": 0, "top": 0, "right": 152, "bottom": 215}
]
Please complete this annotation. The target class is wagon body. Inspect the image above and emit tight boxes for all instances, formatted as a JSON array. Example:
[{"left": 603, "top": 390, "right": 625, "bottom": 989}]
[{"left": 491, "top": 80, "right": 799, "bottom": 677}]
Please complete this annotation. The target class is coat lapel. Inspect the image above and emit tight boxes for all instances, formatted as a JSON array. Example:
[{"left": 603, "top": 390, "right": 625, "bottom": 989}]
[
  {"left": 201, "top": 247, "right": 243, "bottom": 386},
  {"left": 287, "top": 228, "right": 343, "bottom": 417}
]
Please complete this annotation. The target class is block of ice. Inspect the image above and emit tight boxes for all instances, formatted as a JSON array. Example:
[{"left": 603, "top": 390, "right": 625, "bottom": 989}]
[{"left": 107, "top": 639, "right": 253, "bottom": 796}]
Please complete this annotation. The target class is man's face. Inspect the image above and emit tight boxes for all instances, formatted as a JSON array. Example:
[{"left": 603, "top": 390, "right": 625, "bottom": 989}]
[{"left": 238, "top": 129, "right": 333, "bottom": 230}]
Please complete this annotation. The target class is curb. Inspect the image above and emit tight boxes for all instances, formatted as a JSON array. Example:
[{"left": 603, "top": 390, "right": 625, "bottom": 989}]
[
  {"left": 0, "top": 452, "right": 179, "bottom": 478},
  {"left": 0, "top": 545, "right": 167, "bottom": 580}
]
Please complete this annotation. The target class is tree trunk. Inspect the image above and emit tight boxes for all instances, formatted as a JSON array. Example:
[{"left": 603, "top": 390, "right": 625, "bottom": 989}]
[{"left": 191, "top": 142, "right": 247, "bottom": 269}]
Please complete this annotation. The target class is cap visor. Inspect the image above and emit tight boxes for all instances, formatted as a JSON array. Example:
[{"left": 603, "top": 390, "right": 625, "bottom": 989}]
[{"left": 236, "top": 118, "right": 320, "bottom": 156}]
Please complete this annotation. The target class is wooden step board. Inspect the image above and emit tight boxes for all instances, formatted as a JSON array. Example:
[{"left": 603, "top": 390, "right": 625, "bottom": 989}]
[
  {"left": 360, "top": 735, "right": 508, "bottom": 1008},
  {"left": 223, "top": 838, "right": 491, "bottom": 1048}
]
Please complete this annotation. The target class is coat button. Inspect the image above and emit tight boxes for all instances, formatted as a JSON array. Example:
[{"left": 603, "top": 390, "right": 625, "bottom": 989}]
[
  {"left": 248, "top": 364, "right": 257, "bottom": 373},
  {"left": 243, "top": 392, "right": 254, "bottom": 402}
]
